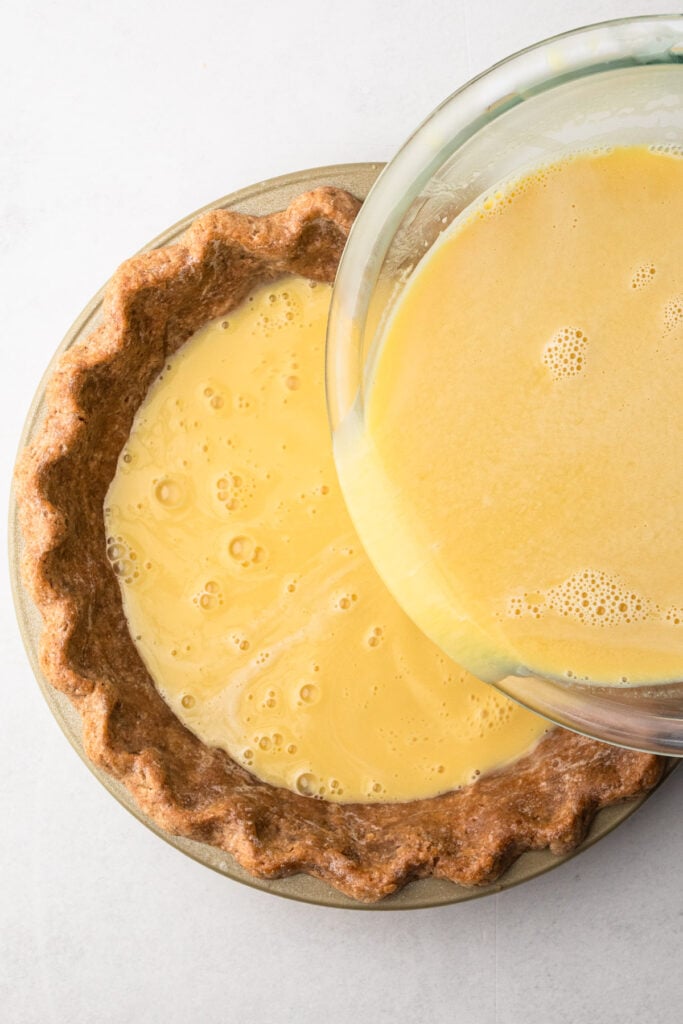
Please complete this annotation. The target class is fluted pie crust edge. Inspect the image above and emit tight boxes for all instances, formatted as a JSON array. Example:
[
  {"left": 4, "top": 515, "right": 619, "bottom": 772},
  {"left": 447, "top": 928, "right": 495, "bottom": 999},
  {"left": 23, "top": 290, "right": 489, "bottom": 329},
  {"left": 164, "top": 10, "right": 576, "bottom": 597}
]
[{"left": 15, "top": 187, "right": 664, "bottom": 902}]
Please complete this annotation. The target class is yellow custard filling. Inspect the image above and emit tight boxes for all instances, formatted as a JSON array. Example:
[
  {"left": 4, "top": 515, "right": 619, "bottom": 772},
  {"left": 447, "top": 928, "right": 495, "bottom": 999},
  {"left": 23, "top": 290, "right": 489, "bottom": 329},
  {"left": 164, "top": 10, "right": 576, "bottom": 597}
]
[
  {"left": 105, "top": 277, "right": 546, "bottom": 803},
  {"left": 335, "top": 146, "right": 683, "bottom": 688}
]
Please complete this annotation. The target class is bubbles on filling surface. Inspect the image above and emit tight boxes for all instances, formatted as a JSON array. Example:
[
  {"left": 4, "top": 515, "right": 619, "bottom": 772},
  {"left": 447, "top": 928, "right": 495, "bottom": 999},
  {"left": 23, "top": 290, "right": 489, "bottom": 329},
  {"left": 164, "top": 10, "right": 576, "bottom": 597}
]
[
  {"left": 227, "top": 533, "right": 266, "bottom": 568},
  {"left": 106, "top": 536, "right": 142, "bottom": 584},
  {"left": 230, "top": 632, "right": 250, "bottom": 652},
  {"left": 476, "top": 161, "right": 566, "bottom": 220},
  {"left": 298, "top": 683, "right": 319, "bottom": 705},
  {"left": 192, "top": 579, "right": 223, "bottom": 611},
  {"left": 631, "top": 263, "right": 657, "bottom": 290},
  {"left": 648, "top": 143, "right": 683, "bottom": 158},
  {"left": 291, "top": 771, "right": 346, "bottom": 799},
  {"left": 333, "top": 592, "right": 357, "bottom": 612},
  {"left": 234, "top": 393, "right": 255, "bottom": 413},
  {"left": 201, "top": 383, "right": 228, "bottom": 410},
  {"left": 153, "top": 475, "right": 187, "bottom": 509},
  {"left": 542, "top": 327, "right": 588, "bottom": 381},
  {"left": 295, "top": 771, "right": 317, "bottom": 795},
  {"left": 253, "top": 289, "right": 301, "bottom": 336},
  {"left": 216, "top": 470, "right": 254, "bottom": 512},
  {"left": 664, "top": 297, "right": 683, "bottom": 332},
  {"left": 508, "top": 569, "right": 683, "bottom": 633},
  {"left": 366, "top": 625, "right": 384, "bottom": 648},
  {"left": 463, "top": 689, "right": 516, "bottom": 742}
]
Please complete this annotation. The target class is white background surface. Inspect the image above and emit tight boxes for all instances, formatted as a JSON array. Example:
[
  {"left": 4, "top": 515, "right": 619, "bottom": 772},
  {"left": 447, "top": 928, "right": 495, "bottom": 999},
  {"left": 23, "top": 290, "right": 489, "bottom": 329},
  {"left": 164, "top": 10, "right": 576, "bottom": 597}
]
[{"left": 1, "top": 2, "right": 681, "bottom": 1022}]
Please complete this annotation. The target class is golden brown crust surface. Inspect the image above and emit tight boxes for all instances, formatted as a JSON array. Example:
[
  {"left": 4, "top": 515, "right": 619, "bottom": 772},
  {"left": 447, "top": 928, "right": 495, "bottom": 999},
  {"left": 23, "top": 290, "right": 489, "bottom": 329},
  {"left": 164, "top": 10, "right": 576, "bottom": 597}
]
[{"left": 16, "top": 187, "right": 664, "bottom": 902}]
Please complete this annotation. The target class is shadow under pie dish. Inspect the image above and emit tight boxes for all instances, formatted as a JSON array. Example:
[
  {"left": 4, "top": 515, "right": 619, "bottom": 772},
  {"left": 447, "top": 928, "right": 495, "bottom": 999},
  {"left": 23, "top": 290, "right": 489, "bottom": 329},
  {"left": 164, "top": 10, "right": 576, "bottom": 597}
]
[{"left": 14, "top": 173, "right": 666, "bottom": 904}]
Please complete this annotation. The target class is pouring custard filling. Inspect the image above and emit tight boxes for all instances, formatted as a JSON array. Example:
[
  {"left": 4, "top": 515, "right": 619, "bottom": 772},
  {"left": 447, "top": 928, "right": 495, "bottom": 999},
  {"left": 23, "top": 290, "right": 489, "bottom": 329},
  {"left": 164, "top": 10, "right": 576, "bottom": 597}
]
[
  {"left": 335, "top": 146, "right": 683, "bottom": 688},
  {"left": 105, "top": 276, "right": 547, "bottom": 803}
]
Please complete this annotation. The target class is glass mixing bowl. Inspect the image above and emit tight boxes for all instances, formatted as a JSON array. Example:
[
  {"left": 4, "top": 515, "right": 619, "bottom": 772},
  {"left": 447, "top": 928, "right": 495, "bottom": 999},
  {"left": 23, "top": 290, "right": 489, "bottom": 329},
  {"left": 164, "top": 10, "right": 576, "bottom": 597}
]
[{"left": 326, "top": 15, "right": 683, "bottom": 756}]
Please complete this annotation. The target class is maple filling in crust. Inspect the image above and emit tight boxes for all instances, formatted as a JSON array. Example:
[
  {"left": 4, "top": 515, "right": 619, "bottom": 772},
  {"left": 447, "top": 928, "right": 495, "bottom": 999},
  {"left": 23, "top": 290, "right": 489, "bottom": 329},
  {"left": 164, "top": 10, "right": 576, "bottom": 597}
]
[
  {"left": 17, "top": 187, "right": 664, "bottom": 902},
  {"left": 104, "top": 275, "right": 548, "bottom": 805}
]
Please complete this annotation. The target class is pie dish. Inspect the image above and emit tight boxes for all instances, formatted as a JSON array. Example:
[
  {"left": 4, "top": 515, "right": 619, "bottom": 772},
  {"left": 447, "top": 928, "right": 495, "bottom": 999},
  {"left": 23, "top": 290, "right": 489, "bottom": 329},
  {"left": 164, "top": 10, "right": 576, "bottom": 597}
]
[{"left": 14, "top": 169, "right": 665, "bottom": 903}]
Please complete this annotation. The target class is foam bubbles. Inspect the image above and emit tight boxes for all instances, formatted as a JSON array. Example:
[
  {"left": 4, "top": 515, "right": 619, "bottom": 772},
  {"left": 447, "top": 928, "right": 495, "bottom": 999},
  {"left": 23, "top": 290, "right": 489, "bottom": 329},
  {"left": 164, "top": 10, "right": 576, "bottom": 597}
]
[
  {"left": 366, "top": 625, "right": 384, "bottom": 648},
  {"left": 664, "top": 297, "right": 683, "bottom": 332},
  {"left": 508, "top": 569, "right": 655, "bottom": 628},
  {"left": 334, "top": 592, "right": 357, "bottom": 612},
  {"left": 154, "top": 476, "right": 186, "bottom": 509},
  {"left": 201, "top": 382, "right": 230, "bottom": 412},
  {"left": 631, "top": 263, "right": 657, "bottom": 290},
  {"left": 192, "top": 579, "right": 223, "bottom": 611},
  {"left": 254, "top": 289, "right": 302, "bottom": 337},
  {"left": 230, "top": 632, "right": 250, "bottom": 652},
  {"left": 477, "top": 162, "right": 563, "bottom": 220},
  {"left": 299, "top": 683, "right": 319, "bottom": 704},
  {"left": 465, "top": 690, "right": 514, "bottom": 739},
  {"left": 648, "top": 143, "right": 683, "bottom": 159},
  {"left": 216, "top": 470, "right": 254, "bottom": 512},
  {"left": 251, "top": 731, "right": 284, "bottom": 755},
  {"left": 542, "top": 327, "right": 588, "bottom": 381},
  {"left": 106, "top": 536, "right": 141, "bottom": 584},
  {"left": 234, "top": 394, "right": 254, "bottom": 413},
  {"left": 227, "top": 534, "right": 265, "bottom": 567},
  {"left": 295, "top": 772, "right": 317, "bottom": 796}
]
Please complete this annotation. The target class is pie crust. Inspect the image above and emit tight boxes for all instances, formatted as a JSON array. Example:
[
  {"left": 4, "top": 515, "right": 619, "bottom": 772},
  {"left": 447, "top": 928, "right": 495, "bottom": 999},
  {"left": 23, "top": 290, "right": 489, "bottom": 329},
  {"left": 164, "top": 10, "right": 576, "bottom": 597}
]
[{"left": 16, "top": 187, "right": 664, "bottom": 902}]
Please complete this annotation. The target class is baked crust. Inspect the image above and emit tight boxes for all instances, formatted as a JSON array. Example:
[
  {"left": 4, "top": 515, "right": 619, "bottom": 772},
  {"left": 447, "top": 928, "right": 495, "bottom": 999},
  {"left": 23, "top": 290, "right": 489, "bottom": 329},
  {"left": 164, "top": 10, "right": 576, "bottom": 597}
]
[{"left": 16, "top": 187, "right": 664, "bottom": 902}]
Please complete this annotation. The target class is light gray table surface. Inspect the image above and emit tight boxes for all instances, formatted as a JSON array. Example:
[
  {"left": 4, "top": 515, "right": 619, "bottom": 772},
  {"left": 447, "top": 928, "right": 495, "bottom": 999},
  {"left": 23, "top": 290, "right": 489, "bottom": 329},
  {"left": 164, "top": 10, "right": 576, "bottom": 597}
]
[{"left": 1, "top": 2, "right": 681, "bottom": 1022}]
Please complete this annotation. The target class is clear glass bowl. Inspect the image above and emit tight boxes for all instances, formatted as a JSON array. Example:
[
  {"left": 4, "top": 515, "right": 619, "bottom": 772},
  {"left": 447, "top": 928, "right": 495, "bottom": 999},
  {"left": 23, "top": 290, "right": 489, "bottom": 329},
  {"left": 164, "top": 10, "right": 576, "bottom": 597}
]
[{"left": 326, "top": 15, "right": 683, "bottom": 756}]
